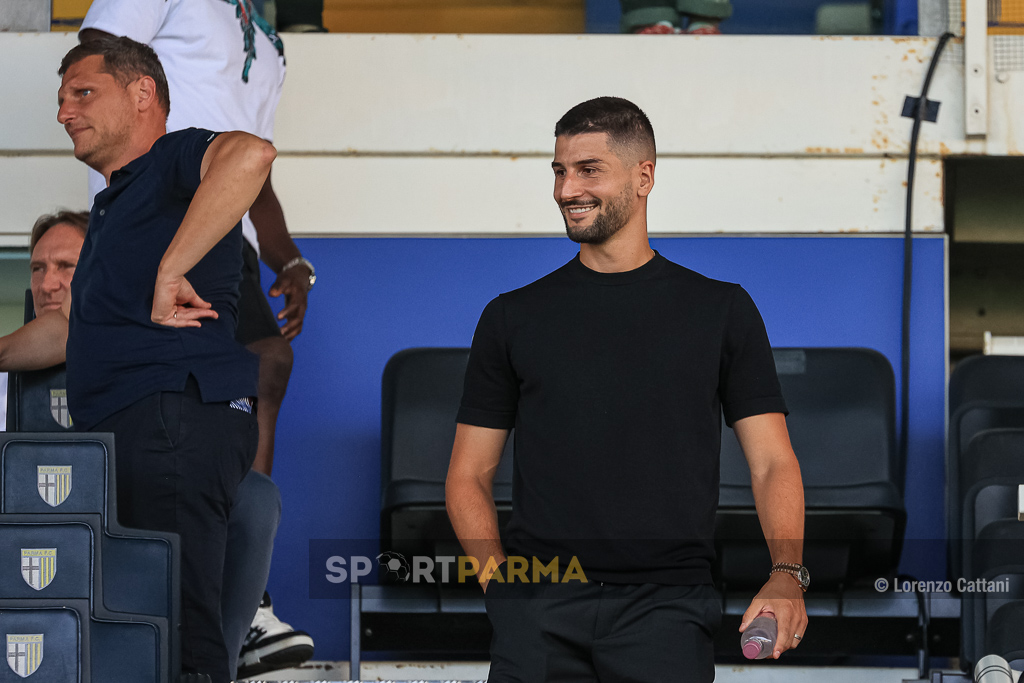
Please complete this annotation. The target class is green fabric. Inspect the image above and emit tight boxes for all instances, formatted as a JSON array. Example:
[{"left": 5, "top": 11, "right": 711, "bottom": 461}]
[
  {"left": 677, "top": 0, "right": 732, "bottom": 20},
  {"left": 619, "top": 4, "right": 679, "bottom": 32}
]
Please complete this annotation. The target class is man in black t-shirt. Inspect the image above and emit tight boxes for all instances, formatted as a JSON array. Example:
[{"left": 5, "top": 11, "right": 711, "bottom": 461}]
[
  {"left": 55, "top": 36, "right": 275, "bottom": 683},
  {"left": 447, "top": 97, "right": 808, "bottom": 682}
]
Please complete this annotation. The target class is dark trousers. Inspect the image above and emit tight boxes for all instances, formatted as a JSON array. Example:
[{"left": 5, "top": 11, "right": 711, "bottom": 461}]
[
  {"left": 93, "top": 379, "right": 258, "bottom": 683},
  {"left": 485, "top": 579, "right": 721, "bottom": 682}
]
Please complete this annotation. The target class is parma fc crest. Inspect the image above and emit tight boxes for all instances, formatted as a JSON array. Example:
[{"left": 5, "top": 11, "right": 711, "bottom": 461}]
[
  {"left": 49, "top": 389, "right": 72, "bottom": 429},
  {"left": 20, "top": 549, "right": 56, "bottom": 591},
  {"left": 6, "top": 634, "right": 43, "bottom": 678},
  {"left": 36, "top": 466, "right": 72, "bottom": 507}
]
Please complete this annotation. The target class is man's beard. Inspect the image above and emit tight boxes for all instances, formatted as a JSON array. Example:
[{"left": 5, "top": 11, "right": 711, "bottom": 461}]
[{"left": 562, "top": 185, "right": 632, "bottom": 245}]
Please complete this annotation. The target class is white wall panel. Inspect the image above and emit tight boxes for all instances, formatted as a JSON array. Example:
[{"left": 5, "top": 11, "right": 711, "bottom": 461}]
[
  {"left": 0, "top": 32, "right": 1002, "bottom": 238},
  {"left": 277, "top": 34, "right": 980, "bottom": 156},
  {"left": 0, "top": 157, "right": 88, "bottom": 245},
  {"left": 272, "top": 156, "right": 943, "bottom": 236}
]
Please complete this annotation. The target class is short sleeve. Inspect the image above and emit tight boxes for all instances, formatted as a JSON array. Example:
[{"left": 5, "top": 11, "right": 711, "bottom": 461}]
[
  {"left": 170, "top": 128, "right": 220, "bottom": 195},
  {"left": 719, "top": 286, "right": 788, "bottom": 426},
  {"left": 81, "top": 0, "right": 172, "bottom": 44},
  {"left": 457, "top": 296, "right": 519, "bottom": 430}
]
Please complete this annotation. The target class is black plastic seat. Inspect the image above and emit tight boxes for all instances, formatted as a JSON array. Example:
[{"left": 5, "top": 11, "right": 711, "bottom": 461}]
[
  {"left": 984, "top": 600, "right": 1024, "bottom": 667},
  {"left": 381, "top": 347, "right": 513, "bottom": 559},
  {"left": 947, "top": 358, "right": 1024, "bottom": 581},
  {"left": 957, "top": 429, "right": 1024, "bottom": 670},
  {"left": 717, "top": 348, "right": 904, "bottom": 589}
]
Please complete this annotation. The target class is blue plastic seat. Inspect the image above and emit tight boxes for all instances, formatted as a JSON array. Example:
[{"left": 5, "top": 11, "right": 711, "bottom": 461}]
[{"left": 1, "top": 434, "right": 112, "bottom": 518}]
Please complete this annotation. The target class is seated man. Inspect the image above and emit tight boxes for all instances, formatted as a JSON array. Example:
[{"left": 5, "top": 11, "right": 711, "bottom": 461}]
[{"left": 0, "top": 211, "right": 86, "bottom": 373}]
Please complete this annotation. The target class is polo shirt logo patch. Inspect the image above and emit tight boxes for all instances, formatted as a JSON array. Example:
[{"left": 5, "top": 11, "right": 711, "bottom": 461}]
[
  {"left": 49, "top": 390, "right": 72, "bottom": 429},
  {"left": 36, "top": 466, "right": 72, "bottom": 507}
]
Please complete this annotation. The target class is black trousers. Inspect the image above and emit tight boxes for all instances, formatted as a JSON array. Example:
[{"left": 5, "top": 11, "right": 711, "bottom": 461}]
[
  {"left": 93, "top": 379, "right": 258, "bottom": 683},
  {"left": 485, "top": 578, "right": 721, "bottom": 683}
]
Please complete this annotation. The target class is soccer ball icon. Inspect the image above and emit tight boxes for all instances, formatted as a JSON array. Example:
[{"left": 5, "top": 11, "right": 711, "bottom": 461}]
[{"left": 376, "top": 551, "right": 410, "bottom": 583}]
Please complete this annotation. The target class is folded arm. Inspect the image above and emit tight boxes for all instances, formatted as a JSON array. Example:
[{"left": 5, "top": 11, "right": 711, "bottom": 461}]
[
  {"left": 446, "top": 423, "right": 509, "bottom": 592},
  {"left": 734, "top": 411, "right": 808, "bottom": 658},
  {"left": 0, "top": 308, "right": 69, "bottom": 372}
]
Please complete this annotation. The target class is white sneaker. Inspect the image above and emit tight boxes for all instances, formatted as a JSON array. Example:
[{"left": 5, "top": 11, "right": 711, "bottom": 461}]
[{"left": 237, "top": 592, "right": 314, "bottom": 679}]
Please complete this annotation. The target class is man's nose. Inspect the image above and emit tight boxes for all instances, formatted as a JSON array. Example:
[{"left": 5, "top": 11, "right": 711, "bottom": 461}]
[
  {"left": 558, "top": 174, "right": 584, "bottom": 201},
  {"left": 41, "top": 268, "right": 62, "bottom": 291},
  {"left": 57, "top": 101, "right": 73, "bottom": 125}
]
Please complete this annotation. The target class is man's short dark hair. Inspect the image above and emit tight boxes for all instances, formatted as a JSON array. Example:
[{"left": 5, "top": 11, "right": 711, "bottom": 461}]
[
  {"left": 554, "top": 97, "right": 656, "bottom": 165},
  {"left": 59, "top": 34, "right": 171, "bottom": 118},
  {"left": 30, "top": 211, "right": 90, "bottom": 252}
]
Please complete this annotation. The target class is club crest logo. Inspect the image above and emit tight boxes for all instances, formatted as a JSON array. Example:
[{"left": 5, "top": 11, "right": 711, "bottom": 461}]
[
  {"left": 20, "top": 549, "right": 56, "bottom": 591},
  {"left": 6, "top": 634, "right": 43, "bottom": 678},
  {"left": 36, "top": 466, "right": 72, "bottom": 507},
  {"left": 49, "top": 389, "right": 72, "bottom": 429}
]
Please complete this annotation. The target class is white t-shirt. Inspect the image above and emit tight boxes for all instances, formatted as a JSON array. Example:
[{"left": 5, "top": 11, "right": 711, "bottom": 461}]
[{"left": 82, "top": 0, "right": 287, "bottom": 253}]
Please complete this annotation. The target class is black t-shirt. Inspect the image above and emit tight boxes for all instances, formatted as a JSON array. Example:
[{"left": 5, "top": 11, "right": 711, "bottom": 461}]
[
  {"left": 457, "top": 252, "right": 787, "bottom": 585},
  {"left": 67, "top": 128, "right": 258, "bottom": 431}
]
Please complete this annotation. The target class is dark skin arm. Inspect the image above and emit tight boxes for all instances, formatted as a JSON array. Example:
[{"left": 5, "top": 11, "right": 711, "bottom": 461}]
[{"left": 248, "top": 169, "right": 311, "bottom": 340}]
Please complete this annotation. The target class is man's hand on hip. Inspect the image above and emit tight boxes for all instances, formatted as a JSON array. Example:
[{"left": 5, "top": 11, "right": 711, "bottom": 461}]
[{"left": 152, "top": 274, "right": 218, "bottom": 327}]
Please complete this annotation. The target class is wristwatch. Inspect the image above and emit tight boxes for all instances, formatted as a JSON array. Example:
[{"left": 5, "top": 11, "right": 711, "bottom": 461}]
[
  {"left": 770, "top": 562, "right": 810, "bottom": 592},
  {"left": 282, "top": 256, "right": 316, "bottom": 291}
]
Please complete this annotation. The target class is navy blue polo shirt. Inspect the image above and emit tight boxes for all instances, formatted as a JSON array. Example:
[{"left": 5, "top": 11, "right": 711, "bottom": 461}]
[{"left": 67, "top": 127, "right": 258, "bottom": 431}]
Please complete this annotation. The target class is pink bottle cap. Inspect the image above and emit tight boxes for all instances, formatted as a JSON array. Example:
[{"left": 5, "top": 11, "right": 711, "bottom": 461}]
[{"left": 742, "top": 641, "right": 763, "bottom": 659}]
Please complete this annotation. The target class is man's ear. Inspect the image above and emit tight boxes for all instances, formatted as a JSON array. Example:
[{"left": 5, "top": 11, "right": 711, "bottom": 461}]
[
  {"left": 133, "top": 75, "right": 160, "bottom": 114},
  {"left": 636, "top": 159, "right": 655, "bottom": 198}
]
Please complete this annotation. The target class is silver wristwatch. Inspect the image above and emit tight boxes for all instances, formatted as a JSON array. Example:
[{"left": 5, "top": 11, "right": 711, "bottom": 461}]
[
  {"left": 770, "top": 562, "right": 810, "bottom": 591},
  {"left": 282, "top": 256, "right": 316, "bottom": 290}
]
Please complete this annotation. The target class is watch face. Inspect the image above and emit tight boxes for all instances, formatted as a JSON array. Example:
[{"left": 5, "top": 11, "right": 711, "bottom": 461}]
[{"left": 798, "top": 566, "right": 810, "bottom": 587}]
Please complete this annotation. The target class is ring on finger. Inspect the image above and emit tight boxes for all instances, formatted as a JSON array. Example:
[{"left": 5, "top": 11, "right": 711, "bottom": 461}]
[{"left": 793, "top": 634, "right": 803, "bottom": 641}]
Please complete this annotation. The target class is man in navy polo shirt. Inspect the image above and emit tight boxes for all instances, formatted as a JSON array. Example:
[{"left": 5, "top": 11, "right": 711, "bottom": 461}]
[{"left": 56, "top": 35, "right": 275, "bottom": 683}]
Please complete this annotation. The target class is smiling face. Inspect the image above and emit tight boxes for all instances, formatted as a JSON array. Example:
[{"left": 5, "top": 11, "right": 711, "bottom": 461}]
[
  {"left": 30, "top": 223, "right": 85, "bottom": 316},
  {"left": 57, "top": 54, "right": 134, "bottom": 173},
  {"left": 552, "top": 132, "right": 640, "bottom": 245}
]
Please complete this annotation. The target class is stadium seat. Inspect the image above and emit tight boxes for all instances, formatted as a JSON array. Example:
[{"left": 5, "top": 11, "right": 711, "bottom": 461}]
[
  {"left": 956, "top": 428, "right": 1024, "bottom": 669},
  {"left": 0, "top": 599, "right": 88, "bottom": 681},
  {"left": 0, "top": 431, "right": 179, "bottom": 682},
  {"left": 947, "top": 356, "right": 1024, "bottom": 580},
  {"left": 380, "top": 347, "right": 513, "bottom": 560},
  {"left": 0, "top": 598, "right": 163, "bottom": 683},
  {"left": 717, "top": 348, "right": 904, "bottom": 589},
  {"left": 1, "top": 433, "right": 112, "bottom": 517}
]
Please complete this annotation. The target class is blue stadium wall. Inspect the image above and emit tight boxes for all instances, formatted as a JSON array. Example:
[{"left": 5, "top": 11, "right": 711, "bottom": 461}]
[{"left": 265, "top": 234, "right": 946, "bottom": 659}]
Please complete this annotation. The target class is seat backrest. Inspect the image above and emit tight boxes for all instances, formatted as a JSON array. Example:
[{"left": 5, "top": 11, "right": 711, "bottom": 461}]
[
  {"left": 721, "top": 348, "right": 899, "bottom": 493},
  {"left": 1, "top": 433, "right": 115, "bottom": 519},
  {"left": 950, "top": 355, "right": 1024, "bottom": 416},
  {"left": 381, "top": 348, "right": 513, "bottom": 503}
]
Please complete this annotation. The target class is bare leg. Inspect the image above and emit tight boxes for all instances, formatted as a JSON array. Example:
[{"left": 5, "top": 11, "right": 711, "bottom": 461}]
[{"left": 246, "top": 335, "right": 293, "bottom": 476}]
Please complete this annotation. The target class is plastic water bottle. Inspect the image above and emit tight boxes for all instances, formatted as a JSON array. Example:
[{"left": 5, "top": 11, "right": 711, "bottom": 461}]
[{"left": 740, "top": 611, "right": 777, "bottom": 660}]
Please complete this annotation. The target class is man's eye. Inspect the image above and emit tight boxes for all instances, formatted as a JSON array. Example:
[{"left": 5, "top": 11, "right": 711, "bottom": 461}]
[{"left": 80, "top": 89, "right": 92, "bottom": 97}]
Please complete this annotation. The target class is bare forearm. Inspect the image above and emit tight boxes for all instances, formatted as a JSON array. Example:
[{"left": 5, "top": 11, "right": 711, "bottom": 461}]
[
  {"left": 750, "top": 458, "right": 805, "bottom": 564},
  {"left": 159, "top": 134, "right": 275, "bottom": 280},
  {"left": 446, "top": 476, "right": 506, "bottom": 580},
  {"left": 0, "top": 312, "right": 68, "bottom": 372}
]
